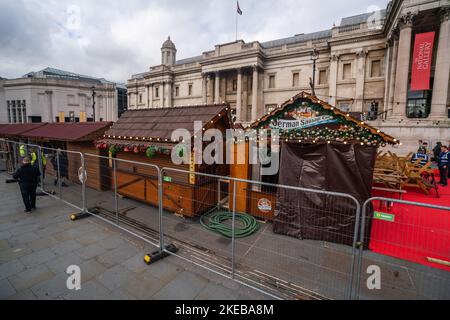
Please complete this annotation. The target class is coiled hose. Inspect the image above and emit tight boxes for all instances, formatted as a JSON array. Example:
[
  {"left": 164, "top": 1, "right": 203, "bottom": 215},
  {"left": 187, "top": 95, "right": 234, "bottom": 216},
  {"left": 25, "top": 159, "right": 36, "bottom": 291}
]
[{"left": 200, "top": 209, "right": 260, "bottom": 238}]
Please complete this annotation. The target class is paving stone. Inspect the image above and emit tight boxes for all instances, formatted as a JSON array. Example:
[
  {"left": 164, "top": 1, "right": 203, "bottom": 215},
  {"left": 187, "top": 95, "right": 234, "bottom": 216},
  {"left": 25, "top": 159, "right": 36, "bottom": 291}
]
[
  {"left": 8, "top": 264, "right": 54, "bottom": 292},
  {"left": 97, "top": 236, "right": 126, "bottom": 250},
  {"left": 195, "top": 282, "right": 238, "bottom": 300},
  {"left": 75, "top": 244, "right": 108, "bottom": 260},
  {"left": 0, "top": 230, "right": 11, "bottom": 240},
  {"left": 77, "top": 230, "right": 111, "bottom": 246},
  {"left": 107, "top": 288, "right": 137, "bottom": 300},
  {"left": 0, "top": 259, "right": 26, "bottom": 280},
  {"left": 53, "top": 223, "right": 97, "bottom": 241},
  {"left": 45, "top": 252, "right": 84, "bottom": 274},
  {"left": 8, "top": 232, "right": 41, "bottom": 246},
  {"left": 9, "top": 223, "right": 40, "bottom": 236},
  {"left": 31, "top": 273, "right": 71, "bottom": 300},
  {"left": 96, "top": 243, "right": 140, "bottom": 269},
  {"left": 62, "top": 280, "right": 110, "bottom": 300},
  {"left": 79, "top": 259, "right": 107, "bottom": 283},
  {"left": 35, "top": 225, "right": 64, "bottom": 238},
  {"left": 19, "top": 248, "right": 57, "bottom": 267},
  {"left": 0, "top": 246, "right": 33, "bottom": 264},
  {"left": 142, "top": 259, "right": 183, "bottom": 284},
  {"left": 50, "top": 239, "right": 83, "bottom": 256},
  {"left": 7, "top": 289, "right": 37, "bottom": 300},
  {"left": 0, "top": 279, "right": 17, "bottom": 299},
  {"left": 27, "top": 236, "right": 59, "bottom": 252},
  {"left": 96, "top": 264, "right": 137, "bottom": 291},
  {"left": 152, "top": 271, "right": 209, "bottom": 300},
  {"left": 122, "top": 272, "right": 165, "bottom": 299},
  {"left": 0, "top": 239, "right": 10, "bottom": 251},
  {"left": 121, "top": 253, "right": 149, "bottom": 274}
]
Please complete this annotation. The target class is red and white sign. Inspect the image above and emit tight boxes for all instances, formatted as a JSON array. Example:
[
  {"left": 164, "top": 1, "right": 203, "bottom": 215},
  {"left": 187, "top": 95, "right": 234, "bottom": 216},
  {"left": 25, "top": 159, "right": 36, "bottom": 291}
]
[{"left": 410, "top": 32, "right": 435, "bottom": 91}]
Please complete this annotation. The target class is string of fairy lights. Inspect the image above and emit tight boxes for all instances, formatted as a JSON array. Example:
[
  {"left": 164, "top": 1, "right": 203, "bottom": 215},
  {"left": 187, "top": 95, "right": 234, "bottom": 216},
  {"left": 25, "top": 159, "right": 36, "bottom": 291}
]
[{"left": 95, "top": 94, "right": 399, "bottom": 157}]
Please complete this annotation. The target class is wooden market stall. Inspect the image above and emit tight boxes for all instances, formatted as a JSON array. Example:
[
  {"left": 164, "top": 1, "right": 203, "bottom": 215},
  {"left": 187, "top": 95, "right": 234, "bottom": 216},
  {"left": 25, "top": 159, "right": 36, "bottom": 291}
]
[
  {"left": 95, "top": 104, "right": 233, "bottom": 217},
  {"left": 6, "top": 122, "right": 113, "bottom": 190},
  {"left": 230, "top": 91, "right": 399, "bottom": 247}
]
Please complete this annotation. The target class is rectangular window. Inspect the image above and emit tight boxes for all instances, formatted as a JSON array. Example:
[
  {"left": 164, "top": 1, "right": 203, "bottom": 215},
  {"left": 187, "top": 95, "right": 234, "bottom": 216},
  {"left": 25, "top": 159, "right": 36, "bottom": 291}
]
[
  {"left": 371, "top": 60, "right": 381, "bottom": 77},
  {"left": 175, "top": 86, "right": 179, "bottom": 97},
  {"left": 292, "top": 72, "right": 299, "bottom": 87},
  {"left": 343, "top": 63, "right": 351, "bottom": 80},
  {"left": 339, "top": 102, "right": 350, "bottom": 112},
  {"left": 139, "top": 94, "right": 142, "bottom": 104},
  {"left": 155, "top": 87, "right": 159, "bottom": 98},
  {"left": 188, "top": 84, "right": 193, "bottom": 96},
  {"left": 269, "top": 75, "right": 275, "bottom": 89},
  {"left": 318, "top": 70, "right": 327, "bottom": 85},
  {"left": 7, "top": 101, "right": 11, "bottom": 123}
]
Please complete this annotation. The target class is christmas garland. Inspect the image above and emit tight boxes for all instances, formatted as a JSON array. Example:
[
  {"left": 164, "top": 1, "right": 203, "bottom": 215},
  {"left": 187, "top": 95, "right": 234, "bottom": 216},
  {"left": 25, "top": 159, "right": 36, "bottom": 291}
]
[{"left": 96, "top": 141, "right": 172, "bottom": 158}]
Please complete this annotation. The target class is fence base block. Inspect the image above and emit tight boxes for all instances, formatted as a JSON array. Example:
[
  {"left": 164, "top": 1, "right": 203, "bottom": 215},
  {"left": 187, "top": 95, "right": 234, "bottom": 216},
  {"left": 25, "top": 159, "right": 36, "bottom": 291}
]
[
  {"left": 70, "top": 212, "right": 91, "bottom": 221},
  {"left": 144, "top": 244, "right": 178, "bottom": 265}
]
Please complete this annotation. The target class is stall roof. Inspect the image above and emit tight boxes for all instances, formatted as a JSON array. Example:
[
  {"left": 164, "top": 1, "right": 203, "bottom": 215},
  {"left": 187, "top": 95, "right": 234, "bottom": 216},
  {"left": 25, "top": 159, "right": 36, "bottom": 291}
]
[
  {"left": 250, "top": 91, "right": 399, "bottom": 145},
  {"left": 103, "top": 104, "right": 231, "bottom": 142},
  {"left": 20, "top": 122, "right": 113, "bottom": 141},
  {"left": 0, "top": 123, "right": 47, "bottom": 136}
]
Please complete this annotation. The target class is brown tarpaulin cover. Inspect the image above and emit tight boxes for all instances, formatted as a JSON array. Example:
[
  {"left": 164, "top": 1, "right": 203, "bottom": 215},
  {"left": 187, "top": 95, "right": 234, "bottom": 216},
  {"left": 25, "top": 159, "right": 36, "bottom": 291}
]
[{"left": 273, "top": 142, "right": 376, "bottom": 247}]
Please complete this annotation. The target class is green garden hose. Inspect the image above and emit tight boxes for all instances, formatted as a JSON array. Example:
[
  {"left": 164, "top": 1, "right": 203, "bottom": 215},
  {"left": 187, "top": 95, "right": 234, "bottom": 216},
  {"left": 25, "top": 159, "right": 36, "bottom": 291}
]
[{"left": 200, "top": 209, "right": 260, "bottom": 238}]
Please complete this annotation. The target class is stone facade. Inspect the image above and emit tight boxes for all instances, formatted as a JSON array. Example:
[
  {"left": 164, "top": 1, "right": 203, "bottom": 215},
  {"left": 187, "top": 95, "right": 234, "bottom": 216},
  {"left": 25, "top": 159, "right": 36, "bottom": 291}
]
[
  {"left": 0, "top": 68, "right": 124, "bottom": 124},
  {"left": 129, "top": 0, "right": 450, "bottom": 154}
]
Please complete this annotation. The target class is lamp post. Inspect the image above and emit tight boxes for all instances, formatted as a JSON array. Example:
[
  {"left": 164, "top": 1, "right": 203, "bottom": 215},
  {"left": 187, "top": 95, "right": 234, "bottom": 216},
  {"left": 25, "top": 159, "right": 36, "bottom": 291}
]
[
  {"left": 310, "top": 48, "right": 319, "bottom": 96},
  {"left": 91, "top": 86, "right": 96, "bottom": 122}
]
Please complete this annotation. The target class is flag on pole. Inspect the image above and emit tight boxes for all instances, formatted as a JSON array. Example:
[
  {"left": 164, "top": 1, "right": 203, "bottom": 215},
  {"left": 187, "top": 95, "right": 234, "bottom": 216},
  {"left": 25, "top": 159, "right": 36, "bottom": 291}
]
[{"left": 237, "top": 1, "right": 243, "bottom": 15}]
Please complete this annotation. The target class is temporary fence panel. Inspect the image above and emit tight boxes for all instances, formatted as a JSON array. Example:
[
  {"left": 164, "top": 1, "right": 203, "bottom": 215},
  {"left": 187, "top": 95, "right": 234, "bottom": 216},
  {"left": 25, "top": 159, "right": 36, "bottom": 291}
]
[
  {"left": 83, "top": 153, "right": 162, "bottom": 249},
  {"left": 355, "top": 197, "right": 450, "bottom": 300},
  {"left": 232, "top": 180, "right": 361, "bottom": 300},
  {"left": 160, "top": 167, "right": 235, "bottom": 279}
]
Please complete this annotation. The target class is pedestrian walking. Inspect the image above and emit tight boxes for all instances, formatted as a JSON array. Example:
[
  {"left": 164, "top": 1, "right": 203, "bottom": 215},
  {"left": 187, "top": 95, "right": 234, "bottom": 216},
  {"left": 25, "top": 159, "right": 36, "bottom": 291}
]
[{"left": 13, "top": 157, "right": 41, "bottom": 213}]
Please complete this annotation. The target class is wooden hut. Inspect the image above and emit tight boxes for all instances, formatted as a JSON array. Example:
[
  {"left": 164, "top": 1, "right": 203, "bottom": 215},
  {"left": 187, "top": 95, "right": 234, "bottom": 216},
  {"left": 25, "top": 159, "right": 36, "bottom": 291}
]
[
  {"left": 8, "top": 122, "right": 113, "bottom": 190},
  {"left": 95, "top": 104, "right": 233, "bottom": 217},
  {"left": 230, "top": 91, "right": 399, "bottom": 246}
]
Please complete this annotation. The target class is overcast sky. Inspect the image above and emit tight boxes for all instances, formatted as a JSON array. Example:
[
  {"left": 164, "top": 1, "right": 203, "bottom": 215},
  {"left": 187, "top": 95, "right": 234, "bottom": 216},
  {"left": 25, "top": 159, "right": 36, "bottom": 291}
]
[{"left": 0, "top": 0, "right": 388, "bottom": 83}]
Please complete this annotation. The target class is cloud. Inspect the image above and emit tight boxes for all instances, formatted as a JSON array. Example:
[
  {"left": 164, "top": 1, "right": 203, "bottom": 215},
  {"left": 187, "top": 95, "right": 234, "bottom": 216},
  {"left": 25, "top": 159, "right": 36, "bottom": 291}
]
[{"left": 0, "top": 0, "right": 389, "bottom": 83}]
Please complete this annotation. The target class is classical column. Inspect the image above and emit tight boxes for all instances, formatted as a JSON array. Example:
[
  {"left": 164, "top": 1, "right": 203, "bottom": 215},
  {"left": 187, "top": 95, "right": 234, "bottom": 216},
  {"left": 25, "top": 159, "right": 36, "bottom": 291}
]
[
  {"left": 392, "top": 12, "right": 416, "bottom": 118},
  {"left": 202, "top": 73, "right": 208, "bottom": 104},
  {"left": 148, "top": 84, "right": 153, "bottom": 108},
  {"left": 160, "top": 81, "right": 164, "bottom": 108},
  {"left": 134, "top": 90, "right": 138, "bottom": 109},
  {"left": 430, "top": 7, "right": 450, "bottom": 119},
  {"left": 355, "top": 49, "right": 367, "bottom": 113},
  {"left": 387, "top": 30, "right": 399, "bottom": 117},
  {"left": 45, "top": 90, "right": 53, "bottom": 122},
  {"left": 236, "top": 68, "right": 243, "bottom": 122},
  {"left": 145, "top": 85, "right": 150, "bottom": 108},
  {"left": 328, "top": 54, "right": 339, "bottom": 106},
  {"left": 127, "top": 93, "right": 131, "bottom": 109},
  {"left": 167, "top": 81, "right": 172, "bottom": 108},
  {"left": 251, "top": 65, "right": 259, "bottom": 122},
  {"left": 214, "top": 72, "right": 220, "bottom": 104}
]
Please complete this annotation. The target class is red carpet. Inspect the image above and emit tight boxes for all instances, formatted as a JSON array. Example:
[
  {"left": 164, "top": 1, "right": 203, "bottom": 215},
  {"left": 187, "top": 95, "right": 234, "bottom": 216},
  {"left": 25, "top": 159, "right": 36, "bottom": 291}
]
[{"left": 370, "top": 181, "right": 450, "bottom": 272}]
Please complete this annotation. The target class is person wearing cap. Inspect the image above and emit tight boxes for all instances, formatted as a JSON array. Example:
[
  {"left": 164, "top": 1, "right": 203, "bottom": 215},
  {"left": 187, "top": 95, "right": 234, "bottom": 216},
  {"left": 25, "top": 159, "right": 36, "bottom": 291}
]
[{"left": 13, "top": 157, "right": 41, "bottom": 212}]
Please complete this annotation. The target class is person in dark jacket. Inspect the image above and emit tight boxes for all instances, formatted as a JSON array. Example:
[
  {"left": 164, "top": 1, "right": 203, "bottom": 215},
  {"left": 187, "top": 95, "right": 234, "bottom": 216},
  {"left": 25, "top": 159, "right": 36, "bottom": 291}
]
[
  {"left": 433, "top": 142, "right": 442, "bottom": 162},
  {"left": 438, "top": 145, "right": 449, "bottom": 187},
  {"left": 13, "top": 157, "right": 41, "bottom": 212}
]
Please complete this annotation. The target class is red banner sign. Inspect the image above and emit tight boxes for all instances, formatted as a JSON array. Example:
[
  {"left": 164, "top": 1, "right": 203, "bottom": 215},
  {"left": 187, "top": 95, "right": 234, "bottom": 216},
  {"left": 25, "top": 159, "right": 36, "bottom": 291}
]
[{"left": 411, "top": 32, "right": 435, "bottom": 91}]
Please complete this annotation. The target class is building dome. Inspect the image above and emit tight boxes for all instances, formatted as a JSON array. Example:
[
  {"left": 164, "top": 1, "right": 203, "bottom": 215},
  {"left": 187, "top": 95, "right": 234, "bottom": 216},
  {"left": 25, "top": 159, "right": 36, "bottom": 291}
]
[{"left": 162, "top": 36, "right": 176, "bottom": 50}]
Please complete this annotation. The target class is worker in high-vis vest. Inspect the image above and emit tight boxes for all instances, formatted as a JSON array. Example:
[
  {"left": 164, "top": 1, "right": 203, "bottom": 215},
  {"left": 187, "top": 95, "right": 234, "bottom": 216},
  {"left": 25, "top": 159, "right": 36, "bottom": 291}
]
[
  {"left": 19, "top": 144, "right": 27, "bottom": 159},
  {"left": 30, "top": 148, "right": 47, "bottom": 183}
]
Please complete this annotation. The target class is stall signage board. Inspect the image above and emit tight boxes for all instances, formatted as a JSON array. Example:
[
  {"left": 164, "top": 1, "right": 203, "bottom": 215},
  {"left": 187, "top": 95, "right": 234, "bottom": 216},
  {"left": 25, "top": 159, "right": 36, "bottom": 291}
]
[
  {"left": 163, "top": 176, "right": 172, "bottom": 183},
  {"left": 268, "top": 104, "right": 337, "bottom": 130},
  {"left": 374, "top": 211, "right": 395, "bottom": 222}
]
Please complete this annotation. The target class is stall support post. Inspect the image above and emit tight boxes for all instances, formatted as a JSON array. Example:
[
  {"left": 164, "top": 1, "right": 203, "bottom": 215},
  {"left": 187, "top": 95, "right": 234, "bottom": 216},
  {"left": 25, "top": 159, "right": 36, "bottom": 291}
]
[
  {"left": 113, "top": 158, "right": 119, "bottom": 225},
  {"left": 231, "top": 179, "right": 237, "bottom": 279},
  {"left": 37, "top": 146, "right": 44, "bottom": 191},
  {"left": 56, "top": 152, "right": 62, "bottom": 199},
  {"left": 81, "top": 154, "right": 87, "bottom": 214},
  {"left": 158, "top": 169, "right": 165, "bottom": 252}
]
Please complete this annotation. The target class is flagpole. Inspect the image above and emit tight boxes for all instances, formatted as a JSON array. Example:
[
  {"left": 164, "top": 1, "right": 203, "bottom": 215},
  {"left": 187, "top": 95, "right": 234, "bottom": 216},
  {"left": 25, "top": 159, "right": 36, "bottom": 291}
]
[{"left": 235, "top": 9, "right": 238, "bottom": 41}]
